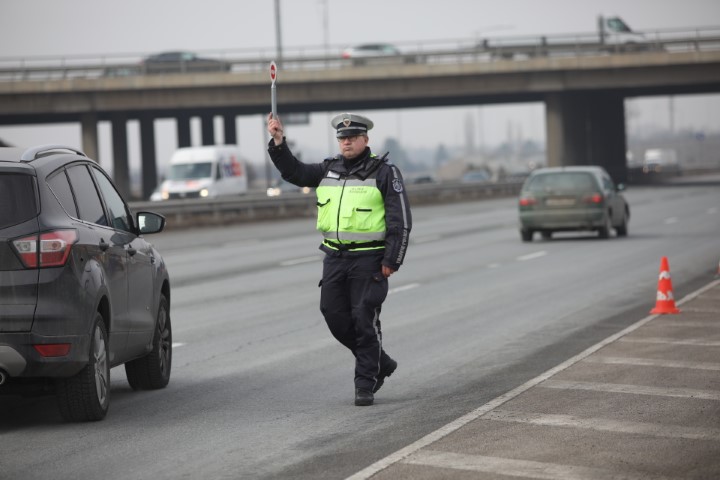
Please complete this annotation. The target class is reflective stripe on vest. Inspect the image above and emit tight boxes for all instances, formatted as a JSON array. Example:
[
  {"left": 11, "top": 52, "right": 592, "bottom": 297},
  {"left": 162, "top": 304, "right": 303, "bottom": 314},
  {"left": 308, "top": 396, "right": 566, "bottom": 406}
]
[{"left": 316, "top": 176, "right": 385, "bottom": 250}]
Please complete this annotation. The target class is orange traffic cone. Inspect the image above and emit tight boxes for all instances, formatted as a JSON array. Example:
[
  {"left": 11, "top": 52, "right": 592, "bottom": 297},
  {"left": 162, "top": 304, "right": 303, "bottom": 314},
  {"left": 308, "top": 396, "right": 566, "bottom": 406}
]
[{"left": 650, "top": 256, "right": 680, "bottom": 314}]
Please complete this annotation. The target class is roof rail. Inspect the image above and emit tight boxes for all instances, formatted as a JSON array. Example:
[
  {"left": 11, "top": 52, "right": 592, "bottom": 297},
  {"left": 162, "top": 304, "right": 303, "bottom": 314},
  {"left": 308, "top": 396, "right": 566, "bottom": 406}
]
[{"left": 21, "top": 144, "right": 87, "bottom": 162}]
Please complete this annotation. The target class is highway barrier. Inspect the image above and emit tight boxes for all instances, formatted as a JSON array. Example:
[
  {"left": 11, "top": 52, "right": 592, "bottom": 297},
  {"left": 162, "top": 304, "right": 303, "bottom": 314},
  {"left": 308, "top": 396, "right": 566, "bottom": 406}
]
[{"left": 129, "top": 180, "right": 524, "bottom": 230}]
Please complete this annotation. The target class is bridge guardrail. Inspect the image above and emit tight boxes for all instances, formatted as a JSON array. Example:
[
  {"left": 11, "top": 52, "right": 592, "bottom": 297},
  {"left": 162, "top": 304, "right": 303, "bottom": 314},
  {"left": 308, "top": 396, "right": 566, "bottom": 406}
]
[{"left": 2, "top": 26, "right": 720, "bottom": 82}]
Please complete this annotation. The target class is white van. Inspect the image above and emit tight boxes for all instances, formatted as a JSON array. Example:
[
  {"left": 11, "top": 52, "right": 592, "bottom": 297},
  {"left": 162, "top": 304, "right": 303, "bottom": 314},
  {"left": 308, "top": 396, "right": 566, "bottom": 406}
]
[{"left": 151, "top": 145, "right": 248, "bottom": 201}]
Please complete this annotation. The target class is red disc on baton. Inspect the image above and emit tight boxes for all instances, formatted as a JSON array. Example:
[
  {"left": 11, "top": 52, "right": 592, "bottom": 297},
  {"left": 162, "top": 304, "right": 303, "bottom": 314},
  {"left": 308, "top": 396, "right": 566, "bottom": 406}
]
[{"left": 270, "top": 62, "right": 277, "bottom": 83}]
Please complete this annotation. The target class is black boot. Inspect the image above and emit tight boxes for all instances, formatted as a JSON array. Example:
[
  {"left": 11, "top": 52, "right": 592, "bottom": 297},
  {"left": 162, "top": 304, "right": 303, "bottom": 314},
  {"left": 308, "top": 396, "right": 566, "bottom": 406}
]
[
  {"left": 373, "top": 357, "right": 398, "bottom": 393},
  {"left": 355, "top": 388, "right": 374, "bottom": 406}
]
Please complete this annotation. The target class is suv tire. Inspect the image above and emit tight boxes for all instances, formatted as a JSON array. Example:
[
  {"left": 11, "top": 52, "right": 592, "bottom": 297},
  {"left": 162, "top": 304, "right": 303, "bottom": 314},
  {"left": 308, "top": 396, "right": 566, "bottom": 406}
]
[
  {"left": 56, "top": 313, "right": 110, "bottom": 422},
  {"left": 125, "top": 295, "right": 172, "bottom": 390}
]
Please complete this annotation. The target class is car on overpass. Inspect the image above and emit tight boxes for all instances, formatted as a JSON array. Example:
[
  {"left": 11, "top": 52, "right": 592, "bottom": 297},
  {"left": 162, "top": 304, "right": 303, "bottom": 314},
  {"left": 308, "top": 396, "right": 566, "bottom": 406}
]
[
  {"left": 341, "top": 43, "right": 415, "bottom": 66},
  {"left": 517, "top": 166, "right": 629, "bottom": 242},
  {"left": 0, "top": 145, "right": 172, "bottom": 421},
  {"left": 140, "top": 51, "right": 231, "bottom": 74}
]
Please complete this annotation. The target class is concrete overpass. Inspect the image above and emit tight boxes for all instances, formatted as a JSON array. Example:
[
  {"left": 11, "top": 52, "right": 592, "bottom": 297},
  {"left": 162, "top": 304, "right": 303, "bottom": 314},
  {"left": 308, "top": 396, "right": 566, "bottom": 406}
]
[{"left": 1, "top": 49, "right": 719, "bottom": 198}]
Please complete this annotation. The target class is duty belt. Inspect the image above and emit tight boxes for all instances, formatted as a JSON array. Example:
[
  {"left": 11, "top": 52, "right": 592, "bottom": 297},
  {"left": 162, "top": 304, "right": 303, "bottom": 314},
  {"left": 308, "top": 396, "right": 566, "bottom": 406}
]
[{"left": 323, "top": 239, "right": 385, "bottom": 251}]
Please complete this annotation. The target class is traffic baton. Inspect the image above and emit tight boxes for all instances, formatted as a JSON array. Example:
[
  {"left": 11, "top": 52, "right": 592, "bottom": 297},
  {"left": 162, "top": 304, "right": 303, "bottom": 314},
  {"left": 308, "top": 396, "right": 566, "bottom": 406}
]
[{"left": 270, "top": 61, "right": 278, "bottom": 118}]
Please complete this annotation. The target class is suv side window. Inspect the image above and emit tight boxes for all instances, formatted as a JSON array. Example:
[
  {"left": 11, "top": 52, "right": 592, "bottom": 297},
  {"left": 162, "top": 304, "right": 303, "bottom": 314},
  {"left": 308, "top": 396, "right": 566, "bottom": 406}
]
[
  {"left": 91, "top": 166, "right": 134, "bottom": 233},
  {"left": 47, "top": 169, "right": 79, "bottom": 219},
  {"left": 66, "top": 164, "right": 108, "bottom": 226}
]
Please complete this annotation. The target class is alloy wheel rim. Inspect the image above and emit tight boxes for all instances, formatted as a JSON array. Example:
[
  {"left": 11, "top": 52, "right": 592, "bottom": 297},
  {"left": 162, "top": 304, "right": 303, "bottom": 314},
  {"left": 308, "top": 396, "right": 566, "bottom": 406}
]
[
  {"left": 93, "top": 326, "right": 108, "bottom": 405},
  {"left": 158, "top": 309, "right": 171, "bottom": 375}
]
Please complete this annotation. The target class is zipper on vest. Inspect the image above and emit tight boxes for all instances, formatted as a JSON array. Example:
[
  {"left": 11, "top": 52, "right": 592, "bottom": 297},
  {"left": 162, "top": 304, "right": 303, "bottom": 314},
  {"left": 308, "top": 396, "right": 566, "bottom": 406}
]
[{"left": 335, "top": 177, "right": 348, "bottom": 242}]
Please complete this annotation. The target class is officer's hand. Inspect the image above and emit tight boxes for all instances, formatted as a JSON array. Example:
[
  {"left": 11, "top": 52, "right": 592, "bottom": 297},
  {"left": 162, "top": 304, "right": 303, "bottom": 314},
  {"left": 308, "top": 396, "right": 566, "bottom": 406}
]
[
  {"left": 267, "top": 113, "right": 284, "bottom": 145},
  {"left": 382, "top": 265, "right": 396, "bottom": 278}
]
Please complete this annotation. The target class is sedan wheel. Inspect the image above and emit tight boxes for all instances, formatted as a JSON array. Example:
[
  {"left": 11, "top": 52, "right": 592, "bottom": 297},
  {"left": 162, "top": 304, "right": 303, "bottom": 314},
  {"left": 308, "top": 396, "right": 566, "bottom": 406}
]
[
  {"left": 615, "top": 211, "right": 629, "bottom": 237},
  {"left": 520, "top": 229, "right": 533, "bottom": 242},
  {"left": 56, "top": 313, "right": 110, "bottom": 421},
  {"left": 598, "top": 212, "right": 612, "bottom": 239}
]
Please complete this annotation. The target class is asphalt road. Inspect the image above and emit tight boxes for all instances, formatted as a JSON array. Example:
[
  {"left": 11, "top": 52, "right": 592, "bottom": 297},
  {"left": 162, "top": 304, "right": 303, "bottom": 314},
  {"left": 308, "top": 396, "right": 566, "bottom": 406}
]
[{"left": 1, "top": 180, "right": 718, "bottom": 480}]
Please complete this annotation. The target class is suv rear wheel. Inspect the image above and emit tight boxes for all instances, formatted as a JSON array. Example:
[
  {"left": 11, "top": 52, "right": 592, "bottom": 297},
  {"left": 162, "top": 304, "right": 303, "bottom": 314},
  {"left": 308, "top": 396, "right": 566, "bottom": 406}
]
[
  {"left": 56, "top": 313, "right": 110, "bottom": 421},
  {"left": 125, "top": 294, "right": 172, "bottom": 390}
]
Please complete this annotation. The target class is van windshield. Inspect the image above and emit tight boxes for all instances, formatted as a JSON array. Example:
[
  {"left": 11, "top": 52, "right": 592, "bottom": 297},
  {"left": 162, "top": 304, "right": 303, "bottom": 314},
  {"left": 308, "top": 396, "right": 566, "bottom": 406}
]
[{"left": 168, "top": 162, "right": 213, "bottom": 180}]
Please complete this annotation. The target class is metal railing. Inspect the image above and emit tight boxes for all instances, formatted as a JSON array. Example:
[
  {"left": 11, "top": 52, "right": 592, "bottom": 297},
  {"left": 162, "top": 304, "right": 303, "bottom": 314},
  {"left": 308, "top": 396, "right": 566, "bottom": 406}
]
[
  {"left": 1, "top": 25, "right": 720, "bottom": 82},
  {"left": 129, "top": 180, "right": 524, "bottom": 230}
]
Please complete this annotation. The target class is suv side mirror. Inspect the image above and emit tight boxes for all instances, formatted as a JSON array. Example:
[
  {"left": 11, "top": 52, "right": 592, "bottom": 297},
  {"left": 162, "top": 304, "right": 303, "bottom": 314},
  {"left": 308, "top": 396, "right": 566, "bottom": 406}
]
[{"left": 137, "top": 212, "right": 166, "bottom": 234}]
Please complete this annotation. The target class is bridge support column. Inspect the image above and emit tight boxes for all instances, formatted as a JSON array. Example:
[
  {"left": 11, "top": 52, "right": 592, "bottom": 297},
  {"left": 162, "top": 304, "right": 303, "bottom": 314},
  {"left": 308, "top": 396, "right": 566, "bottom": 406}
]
[
  {"left": 80, "top": 113, "right": 99, "bottom": 162},
  {"left": 110, "top": 115, "right": 131, "bottom": 199},
  {"left": 201, "top": 114, "right": 215, "bottom": 145},
  {"left": 176, "top": 114, "right": 191, "bottom": 148},
  {"left": 223, "top": 114, "right": 237, "bottom": 145},
  {"left": 545, "top": 92, "right": 628, "bottom": 183},
  {"left": 139, "top": 116, "right": 158, "bottom": 200}
]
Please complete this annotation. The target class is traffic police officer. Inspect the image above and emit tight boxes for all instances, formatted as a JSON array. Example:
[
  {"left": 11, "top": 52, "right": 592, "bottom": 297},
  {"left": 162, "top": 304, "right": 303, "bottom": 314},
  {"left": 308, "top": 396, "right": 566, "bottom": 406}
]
[{"left": 267, "top": 112, "right": 412, "bottom": 406}]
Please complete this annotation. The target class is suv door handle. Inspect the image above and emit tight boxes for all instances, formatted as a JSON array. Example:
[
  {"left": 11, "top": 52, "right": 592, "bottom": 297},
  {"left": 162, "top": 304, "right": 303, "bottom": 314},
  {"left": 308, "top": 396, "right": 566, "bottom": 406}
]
[
  {"left": 99, "top": 239, "right": 109, "bottom": 251},
  {"left": 127, "top": 246, "right": 137, "bottom": 256}
]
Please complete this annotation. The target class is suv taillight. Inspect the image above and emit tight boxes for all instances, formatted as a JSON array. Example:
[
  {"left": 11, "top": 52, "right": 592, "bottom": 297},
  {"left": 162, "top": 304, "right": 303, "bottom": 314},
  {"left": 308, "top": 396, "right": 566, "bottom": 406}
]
[{"left": 12, "top": 230, "right": 77, "bottom": 268}]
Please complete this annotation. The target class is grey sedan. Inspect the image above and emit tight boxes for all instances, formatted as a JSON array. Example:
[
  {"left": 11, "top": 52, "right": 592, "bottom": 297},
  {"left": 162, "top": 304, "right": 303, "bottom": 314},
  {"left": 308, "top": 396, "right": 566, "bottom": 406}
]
[{"left": 518, "top": 166, "right": 630, "bottom": 242}]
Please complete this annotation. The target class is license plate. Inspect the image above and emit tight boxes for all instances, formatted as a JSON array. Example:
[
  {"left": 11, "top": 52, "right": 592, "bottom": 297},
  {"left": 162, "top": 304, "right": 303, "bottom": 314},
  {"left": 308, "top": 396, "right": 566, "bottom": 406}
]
[{"left": 545, "top": 198, "right": 576, "bottom": 206}]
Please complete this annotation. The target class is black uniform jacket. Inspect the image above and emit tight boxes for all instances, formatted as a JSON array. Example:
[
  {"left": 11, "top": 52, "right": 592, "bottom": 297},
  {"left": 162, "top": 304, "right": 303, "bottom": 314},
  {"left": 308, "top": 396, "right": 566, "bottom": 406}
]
[{"left": 268, "top": 139, "right": 412, "bottom": 271}]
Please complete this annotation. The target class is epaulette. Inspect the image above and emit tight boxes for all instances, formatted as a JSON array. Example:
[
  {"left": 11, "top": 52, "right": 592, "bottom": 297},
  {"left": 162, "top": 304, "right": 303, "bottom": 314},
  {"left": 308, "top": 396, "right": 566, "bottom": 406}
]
[{"left": 323, "top": 155, "right": 341, "bottom": 163}]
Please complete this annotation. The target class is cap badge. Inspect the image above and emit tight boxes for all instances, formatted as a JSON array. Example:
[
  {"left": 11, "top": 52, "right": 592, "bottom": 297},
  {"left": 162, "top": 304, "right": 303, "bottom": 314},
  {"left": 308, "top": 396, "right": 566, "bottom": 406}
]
[{"left": 342, "top": 118, "right": 352, "bottom": 127}]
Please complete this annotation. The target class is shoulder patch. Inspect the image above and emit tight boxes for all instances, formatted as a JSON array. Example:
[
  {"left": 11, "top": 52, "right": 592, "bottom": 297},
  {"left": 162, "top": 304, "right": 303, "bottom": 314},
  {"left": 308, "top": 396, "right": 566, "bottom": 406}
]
[{"left": 392, "top": 177, "right": 404, "bottom": 193}]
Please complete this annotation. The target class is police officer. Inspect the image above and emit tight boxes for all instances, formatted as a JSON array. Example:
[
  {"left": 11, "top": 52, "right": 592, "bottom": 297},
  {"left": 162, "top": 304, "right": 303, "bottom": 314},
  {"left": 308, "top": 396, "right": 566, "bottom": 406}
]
[{"left": 267, "top": 112, "right": 412, "bottom": 406}]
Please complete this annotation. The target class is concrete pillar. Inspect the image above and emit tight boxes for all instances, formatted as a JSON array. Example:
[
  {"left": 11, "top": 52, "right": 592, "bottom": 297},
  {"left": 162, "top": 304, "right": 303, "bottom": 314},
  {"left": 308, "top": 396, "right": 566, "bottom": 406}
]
[
  {"left": 545, "top": 92, "right": 628, "bottom": 184},
  {"left": 201, "top": 114, "right": 215, "bottom": 145},
  {"left": 223, "top": 114, "right": 237, "bottom": 145},
  {"left": 176, "top": 114, "right": 191, "bottom": 147},
  {"left": 80, "top": 113, "right": 99, "bottom": 162},
  {"left": 139, "top": 116, "right": 158, "bottom": 200},
  {"left": 110, "top": 115, "right": 130, "bottom": 199}
]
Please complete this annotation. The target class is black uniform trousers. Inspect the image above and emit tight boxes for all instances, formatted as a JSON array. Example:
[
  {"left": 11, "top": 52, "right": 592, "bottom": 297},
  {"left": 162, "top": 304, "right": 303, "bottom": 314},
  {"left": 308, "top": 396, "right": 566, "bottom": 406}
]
[{"left": 320, "top": 251, "right": 392, "bottom": 392}]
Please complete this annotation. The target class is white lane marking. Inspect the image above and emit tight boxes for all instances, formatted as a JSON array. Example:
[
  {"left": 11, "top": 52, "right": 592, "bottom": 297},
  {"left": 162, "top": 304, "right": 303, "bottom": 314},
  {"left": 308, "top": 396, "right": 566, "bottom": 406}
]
[
  {"left": 389, "top": 283, "right": 420, "bottom": 295},
  {"left": 486, "top": 410, "right": 720, "bottom": 441},
  {"left": 280, "top": 256, "right": 321, "bottom": 266},
  {"left": 487, "top": 263, "right": 501, "bottom": 269},
  {"left": 619, "top": 337, "right": 720, "bottom": 346},
  {"left": 541, "top": 380, "right": 720, "bottom": 401},
  {"left": 517, "top": 251, "right": 547, "bottom": 261},
  {"left": 664, "top": 217, "right": 678, "bottom": 224},
  {"left": 585, "top": 356, "right": 720, "bottom": 371},
  {"left": 402, "top": 450, "right": 674, "bottom": 480},
  {"left": 172, "top": 343, "right": 185, "bottom": 348},
  {"left": 345, "top": 278, "right": 720, "bottom": 480}
]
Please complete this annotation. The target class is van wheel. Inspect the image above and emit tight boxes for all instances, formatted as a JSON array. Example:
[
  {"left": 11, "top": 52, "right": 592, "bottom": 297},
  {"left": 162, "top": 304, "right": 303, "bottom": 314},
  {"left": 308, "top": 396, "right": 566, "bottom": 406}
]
[
  {"left": 125, "top": 295, "right": 172, "bottom": 390},
  {"left": 520, "top": 229, "right": 533, "bottom": 242},
  {"left": 541, "top": 231, "right": 553, "bottom": 240},
  {"left": 56, "top": 313, "right": 110, "bottom": 422}
]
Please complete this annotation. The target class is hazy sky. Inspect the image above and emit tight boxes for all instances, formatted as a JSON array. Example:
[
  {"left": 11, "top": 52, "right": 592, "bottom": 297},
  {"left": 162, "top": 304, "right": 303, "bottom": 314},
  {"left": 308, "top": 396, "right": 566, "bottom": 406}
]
[{"left": 1, "top": 0, "right": 719, "bottom": 171}]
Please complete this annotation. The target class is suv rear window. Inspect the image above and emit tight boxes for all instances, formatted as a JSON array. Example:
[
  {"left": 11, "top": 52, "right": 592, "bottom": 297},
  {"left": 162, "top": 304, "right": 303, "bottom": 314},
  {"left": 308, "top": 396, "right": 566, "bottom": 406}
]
[{"left": 0, "top": 173, "right": 37, "bottom": 228}]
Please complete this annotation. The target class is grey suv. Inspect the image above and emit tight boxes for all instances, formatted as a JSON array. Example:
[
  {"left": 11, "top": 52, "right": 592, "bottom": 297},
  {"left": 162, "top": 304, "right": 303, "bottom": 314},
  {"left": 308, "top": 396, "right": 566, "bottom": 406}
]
[{"left": 0, "top": 145, "right": 171, "bottom": 421}]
